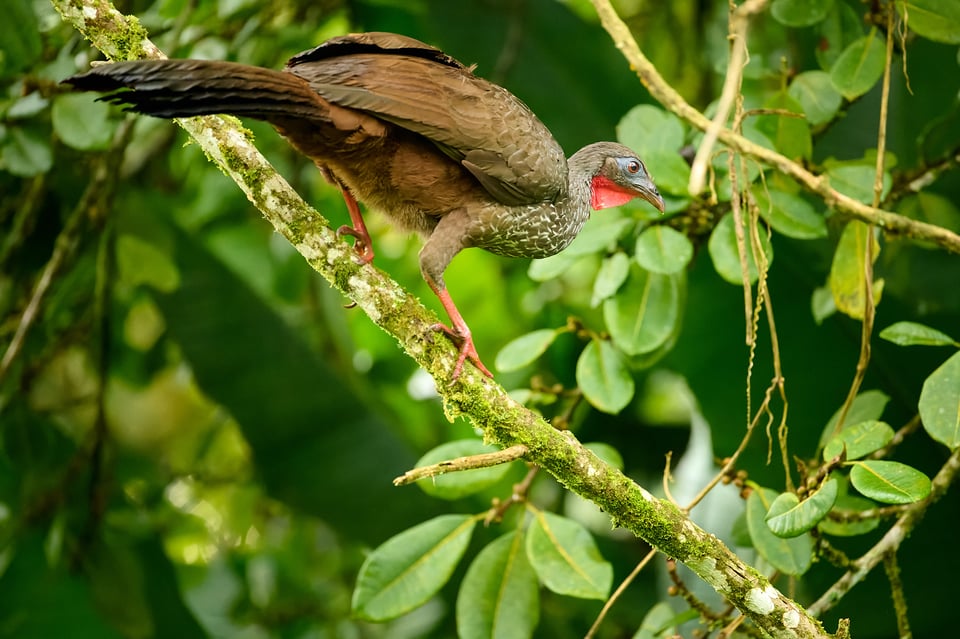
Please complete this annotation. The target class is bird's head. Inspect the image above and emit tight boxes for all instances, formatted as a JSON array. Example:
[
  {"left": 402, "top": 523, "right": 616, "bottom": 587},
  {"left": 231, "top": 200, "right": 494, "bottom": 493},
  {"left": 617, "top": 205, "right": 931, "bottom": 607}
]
[{"left": 575, "top": 142, "right": 664, "bottom": 213}]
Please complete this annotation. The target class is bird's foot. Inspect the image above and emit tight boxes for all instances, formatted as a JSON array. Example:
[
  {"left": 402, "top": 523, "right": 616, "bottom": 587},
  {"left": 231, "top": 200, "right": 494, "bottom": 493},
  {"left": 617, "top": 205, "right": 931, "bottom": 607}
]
[
  {"left": 337, "top": 225, "right": 375, "bottom": 264},
  {"left": 432, "top": 322, "right": 493, "bottom": 381}
]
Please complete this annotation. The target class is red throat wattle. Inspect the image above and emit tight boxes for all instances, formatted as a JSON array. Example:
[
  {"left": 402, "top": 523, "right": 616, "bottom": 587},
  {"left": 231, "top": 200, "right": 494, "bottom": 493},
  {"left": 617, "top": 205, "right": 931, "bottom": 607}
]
[{"left": 590, "top": 174, "right": 638, "bottom": 210}]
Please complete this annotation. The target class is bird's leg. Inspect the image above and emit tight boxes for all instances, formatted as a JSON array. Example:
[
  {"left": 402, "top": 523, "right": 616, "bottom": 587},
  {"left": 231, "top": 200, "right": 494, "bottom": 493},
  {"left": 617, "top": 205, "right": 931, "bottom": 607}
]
[
  {"left": 335, "top": 185, "right": 374, "bottom": 264},
  {"left": 424, "top": 275, "right": 493, "bottom": 380}
]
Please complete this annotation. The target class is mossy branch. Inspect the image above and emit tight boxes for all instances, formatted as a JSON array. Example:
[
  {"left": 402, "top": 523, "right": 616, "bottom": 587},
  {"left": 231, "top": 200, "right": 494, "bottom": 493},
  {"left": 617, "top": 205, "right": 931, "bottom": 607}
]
[{"left": 54, "top": 1, "right": 834, "bottom": 636}]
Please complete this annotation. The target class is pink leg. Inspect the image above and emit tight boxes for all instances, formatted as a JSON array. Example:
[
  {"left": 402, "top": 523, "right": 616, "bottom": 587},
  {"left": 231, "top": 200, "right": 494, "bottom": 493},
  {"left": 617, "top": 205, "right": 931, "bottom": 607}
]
[
  {"left": 426, "top": 279, "right": 494, "bottom": 380},
  {"left": 335, "top": 186, "right": 374, "bottom": 264}
]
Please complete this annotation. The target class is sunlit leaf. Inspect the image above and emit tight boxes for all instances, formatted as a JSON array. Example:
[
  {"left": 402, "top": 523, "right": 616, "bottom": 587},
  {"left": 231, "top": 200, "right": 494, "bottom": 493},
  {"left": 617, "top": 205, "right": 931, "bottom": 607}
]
[
  {"left": 576, "top": 339, "right": 634, "bottom": 414},
  {"left": 495, "top": 329, "right": 558, "bottom": 372},
  {"left": 353, "top": 515, "right": 475, "bottom": 620},
  {"left": 879, "top": 321, "right": 957, "bottom": 347},
  {"left": 919, "top": 351, "right": 960, "bottom": 450},
  {"left": 849, "top": 461, "right": 931, "bottom": 504},
  {"left": 829, "top": 32, "right": 886, "bottom": 100},
  {"left": 414, "top": 440, "right": 513, "bottom": 500},
  {"left": 745, "top": 488, "right": 813, "bottom": 575},
  {"left": 457, "top": 531, "right": 539, "bottom": 639},
  {"left": 823, "top": 420, "right": 895, "bottom": 461},
  {"left": 828, "top": 221, "right": 881, "bottom": 320},
  {"left": 896, "top": 0, "right": 960, "bottom": 44},
  {"left": 602, "top": 266, "right": 680, "bottom": 355},
  {"left": 707, "top": 213, "right": 774, "bottom": 285},
  {"left": 765, "top": 479, "right": 839, "bottom": 538},
  {"left": 634, "top": 226, "right": 693, "bottom": 274},
  {"left": 526, "top": 511, "right": 612, "bottom": 599}
]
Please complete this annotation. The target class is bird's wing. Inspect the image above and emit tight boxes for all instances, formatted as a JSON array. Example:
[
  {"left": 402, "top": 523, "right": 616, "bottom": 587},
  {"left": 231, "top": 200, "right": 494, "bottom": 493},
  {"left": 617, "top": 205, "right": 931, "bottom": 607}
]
[{"left": 286, "top": 34, "right": 567, "bottom": 206}]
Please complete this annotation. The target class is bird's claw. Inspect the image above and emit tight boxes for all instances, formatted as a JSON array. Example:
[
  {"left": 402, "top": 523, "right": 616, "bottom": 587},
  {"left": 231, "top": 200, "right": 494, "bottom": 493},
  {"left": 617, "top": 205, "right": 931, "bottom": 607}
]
[
  {"left": 337, "top": 224, "right": 375, "bottom": 264},
  {"left": 432, "top": 322, "right": 493, "bottom": 381}
]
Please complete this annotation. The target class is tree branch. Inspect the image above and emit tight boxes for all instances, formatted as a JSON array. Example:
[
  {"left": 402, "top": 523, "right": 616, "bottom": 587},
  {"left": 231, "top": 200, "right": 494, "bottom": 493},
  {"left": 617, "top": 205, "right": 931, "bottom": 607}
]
[
  {"left": 588, "top": 0, "right": 960, "bottom": 254},
  {"left": 54, "top": 1, "right": 834, "bottom": 636}
]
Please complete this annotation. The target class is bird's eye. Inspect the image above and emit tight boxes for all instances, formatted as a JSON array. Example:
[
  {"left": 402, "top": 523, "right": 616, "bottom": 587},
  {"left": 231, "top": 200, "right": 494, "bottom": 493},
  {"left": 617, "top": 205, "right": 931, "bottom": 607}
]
[{"left": 626, "top": 160, "right": 641, "bottom": 174}]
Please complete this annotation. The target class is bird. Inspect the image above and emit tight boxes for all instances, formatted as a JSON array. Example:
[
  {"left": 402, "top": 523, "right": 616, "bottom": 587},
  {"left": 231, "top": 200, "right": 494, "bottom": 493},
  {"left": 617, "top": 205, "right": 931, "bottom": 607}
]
[{"left": 63, "top": 32, "right": 664, "bottom": 380}]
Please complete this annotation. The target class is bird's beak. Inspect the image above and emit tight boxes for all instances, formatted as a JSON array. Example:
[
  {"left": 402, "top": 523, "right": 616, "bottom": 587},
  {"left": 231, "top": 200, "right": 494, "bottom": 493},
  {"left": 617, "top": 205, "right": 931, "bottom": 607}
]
[{"left": 634, "top": 177, "right": 665, "bottom": 213}]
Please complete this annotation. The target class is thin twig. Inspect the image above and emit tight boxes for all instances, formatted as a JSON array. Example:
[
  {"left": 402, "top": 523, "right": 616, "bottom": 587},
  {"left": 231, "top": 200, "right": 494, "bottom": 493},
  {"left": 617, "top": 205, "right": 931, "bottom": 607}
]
[
  {"left": 584, "top": 547, "right": 658, "bottom": 639},
  {"left": 393, "top": 444, "right": 529, "bottom": 485}
]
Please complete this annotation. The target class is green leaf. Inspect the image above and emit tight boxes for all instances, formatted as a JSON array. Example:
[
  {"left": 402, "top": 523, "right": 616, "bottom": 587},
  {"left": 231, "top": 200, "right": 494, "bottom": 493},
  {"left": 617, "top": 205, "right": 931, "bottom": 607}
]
[
  {"left": 829, "top": 32, "right": 886, "bottom": 100},
  {"left": 818, "top": 493, "right": 881, "bottom": 536},
  {"left": 495, "top": 329, "right": 559, "bottom": 372},
  {"left": 788, "top": 70, "right": 843, "bottom": 126},
  {"left": 849, "top": 461, "right": 932, "bottom": 504},
  {"left": 352, "top": 515, "right": 476, "bottom": 620},
  {"left": 828, "top": 221, "right": 881, "bottom": 320},
  {"left": 771, "top": 0, "right": 834, "bottom": 26},
  {"left": 756, "top": 91, "right": 812, "bottom": 161},
  {"left": 707, "top": 213, "right": 774, "bottom": 285},
  {"left": 919, "top": 351, "right": 960, "bottom": 450},
  {"left": 0, "top": 0, "right": 41, "bottom": 73},
  {"left": 617, "top": 106, "right": 691, "bottom": 197},
  {"left": 823, "top": 420, "right": 895, "bottom": 461},
  {"left": 52, "top": 93, "right": 117, "bottom": 151},
  {"left": 576, "top": 339, "right": 634, "bottom": 414},
  {"left": 632, "top": 601, "right": 681, "bottom": 639},
  {"left": 817, "top": 1, "right": 866, "bottom": 69},
  {"left": 826, "top": 162, "right": 891, "bottom": 204},
  {"left": 602, "top": 266, "right": 681, "bottom": 355},
  {"left": 821, "top": 389, "right": 890, "bottom": 447},
  {"left": 526, "top": 512, "right": 612, "bottom": 599},
  {"left": 1, "top": 126, "right": 52, "bottom": 177},
  {"left": 584, "top": 442, "right": 624, "bottom": 470},
  {"left": 634, "top": 226, "right": 693, "bottom": 274},
  {"left": 117, "top": 234, "right": 181, "bottom": 293},
  {"left": 811, "top": 285, "right": 836, "bottom": 324},
  {"left": 765, "top": 479, "right": 839, "bottom": 538},
  {"left": 896, "top": 0, "right": 960, "bottom": 44},
  {"left": 527, "top": 251, "right": 580, "bottom": 281},
  {"left": 414, "top": 440, "right": 513, "bottom": 500},
  {"left": 564, "top": 217, "right": 634, "bottom": 257},
  {"left": 745, "top": 488, "right": 813, "bottom": 575},
  {"left": 880, "top": 321, "right": 957, "bottom": 347},
  {"left": 457, "top": 531, "right": 539, "bottom": 639},
  {"left": 592, "top": 252, "right": 631, "bottom": 306},
  {"left": 753, "top": 189, "right": 827, "bottom": 239}
]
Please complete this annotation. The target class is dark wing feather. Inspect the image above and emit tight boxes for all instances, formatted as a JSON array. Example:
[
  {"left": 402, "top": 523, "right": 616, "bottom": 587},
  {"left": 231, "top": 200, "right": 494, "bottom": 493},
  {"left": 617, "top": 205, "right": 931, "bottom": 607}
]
[{"left": 285, "top": 35, "right": 567, "bottom": 206}]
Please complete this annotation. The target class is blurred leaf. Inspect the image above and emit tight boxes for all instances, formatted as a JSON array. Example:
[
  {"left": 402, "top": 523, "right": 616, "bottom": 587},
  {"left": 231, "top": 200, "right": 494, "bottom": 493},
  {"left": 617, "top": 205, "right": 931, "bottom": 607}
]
[
  {"left": 576, "top": 339, "right": 634, "bottom": 414},
  {"left": 526, "top": 511, "right": 612, "bottom": 600},
  {"left": 828, "top": 221, "right": 881, "bottom": 319},
  {"left": 352, "top": 514, "right": 476, "bottom": 621},
  {"left": 756, "top": 91, "right": 811, "bottom": 161},
  {"left": 896, "top": 0, "right": 960, "bottom": 44},
  {"left": 826, "top": 162, "right": 891, "bottom": 204},
  {"left": 753, "top": 189, "right": 827, "bottom": 239},
  {"left": 829, "top": 32, "right": 886, "bottom": 100},
  {"left": 7, "top": 92, "right": 49, "bottom": 119},
  {"left": 707, "top": 213, "right": 774, "bottom": 285},
  {"left": 414, "top": 439, "right": 513, "bottom": 499},
  {"left": 592, "top": 251, "right": 630, "bottom": 306},
  {"left": 879, "top": 321, "right": 957, "bottom": 347},
  {"left": 1, "top": 125, "right": 52, "bottom": 176},
  {"left": 821, "top": 390, "right": 891, "bottom": 447},
  {"left": 617, "top": 105, "right": 691, "bottom": 196},
  {"left": 634, "top": 226, "right": 693, "bottom": 274},
  {"left": 117, "top": 234, "right": 181, "bottom": 292},
  {"left": 849, "top": 461, "right": 931, "bottom": 504},
  {"left": 583, "top": 442, "right": 623, "bottom": 471},
  {"left": 528, "top": 251, "right": 580, "bottom": 281},
  {"left": 765, "top": 479, "right": 838, "bottom": 538},
  {"left": 457, "top": 531, "right": 539, "bottom": 639},
  {"left": 816, "top": 1, "right": 866, "bottom": 69},
  {"left": 788, "top": 70, "right": 843, "bottom": 126},
  {"left": 603, "top": 266, "right": 680, "bottom": 355},
  {"left": 771, "top": 0, "right": 834, "bottom": 27},
  {"left": 495, "top": 329, "right": 558, "bottom": 372},
  {"left": 632, "top": 601, "right": 680, "bottom": 639},
  {"left": 52, "top": 93, "right": 116, "bottom": 151},
  {"left": 919, "top": 351, "right": 960, "bottom": 450},
  {"left": 897, "top": 192, "right": 960, "bottom": 233},
  {"left": 0, "top": 0, "right": 41, "bottom": 73},
  {"left": 811, "top": 285, "right": 837, "bottom": 323},
  {"left": 564, "top": 217, "right": 634, "bottom": 257},
  {"left": 823, "top": 420, "right": 895, "bottom": 461},
  {"left": 745, "top": 488, "right": 813, "bottom": 575}
]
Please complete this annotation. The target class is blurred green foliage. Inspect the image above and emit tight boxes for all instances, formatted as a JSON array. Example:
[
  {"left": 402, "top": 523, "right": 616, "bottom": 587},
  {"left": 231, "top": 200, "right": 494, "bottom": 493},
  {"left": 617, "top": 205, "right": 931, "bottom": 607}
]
[{"left": 1, "top": 0, "right": 959, "bottom": 637}]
